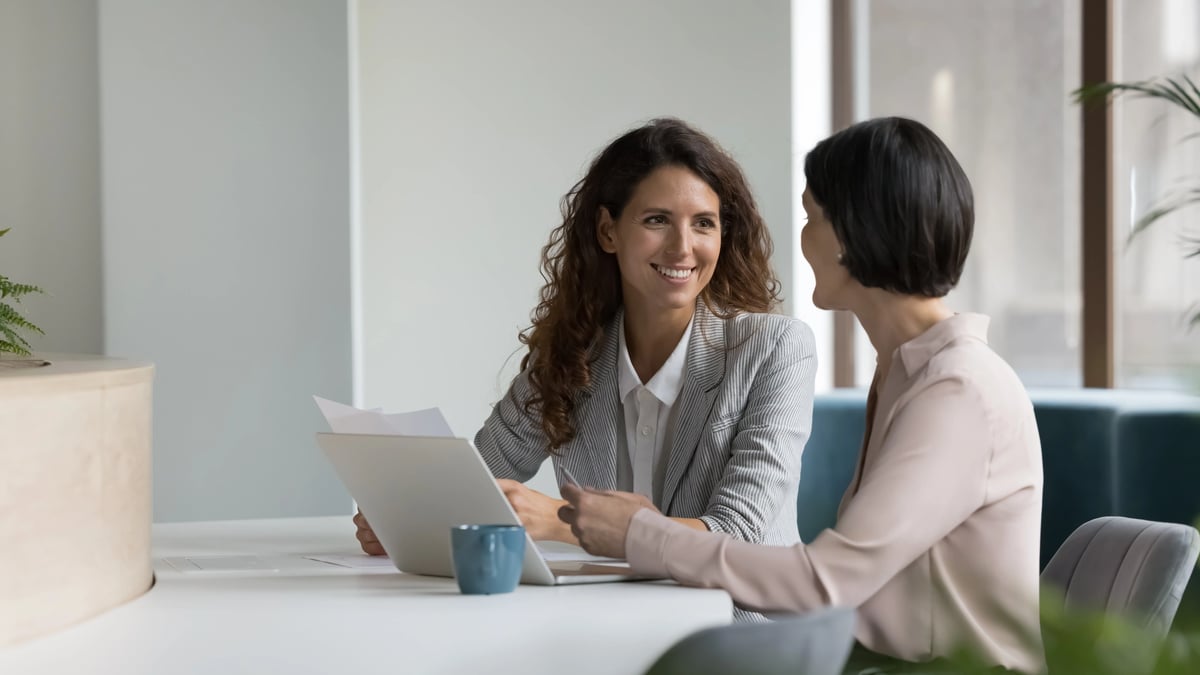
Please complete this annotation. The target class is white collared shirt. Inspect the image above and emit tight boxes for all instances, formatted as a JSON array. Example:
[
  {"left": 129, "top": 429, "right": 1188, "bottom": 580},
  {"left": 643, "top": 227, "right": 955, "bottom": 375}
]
[{"left": 616, "top": 314, "right": 693, "bottom": 502}]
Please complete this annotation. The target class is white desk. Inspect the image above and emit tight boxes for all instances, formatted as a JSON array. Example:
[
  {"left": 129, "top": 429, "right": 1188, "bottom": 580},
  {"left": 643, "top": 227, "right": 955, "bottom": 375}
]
[{"left": 0, "top": 517, "right": 733, "bottom": 675}]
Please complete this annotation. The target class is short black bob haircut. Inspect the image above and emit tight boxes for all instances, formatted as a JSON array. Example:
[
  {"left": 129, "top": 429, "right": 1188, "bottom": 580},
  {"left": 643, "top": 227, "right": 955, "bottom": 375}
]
[{"left": 803, "top": 116, "right": 973, "bottom": 298}]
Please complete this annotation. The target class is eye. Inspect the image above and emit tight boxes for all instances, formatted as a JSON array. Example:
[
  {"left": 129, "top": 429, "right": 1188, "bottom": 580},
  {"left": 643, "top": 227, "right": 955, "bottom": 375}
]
[
  {"left": 643, "top": 214, "right": 668, "bottom": 226},
  {"left": 696, "top": 218, "right": 718, "bottom": 230}
]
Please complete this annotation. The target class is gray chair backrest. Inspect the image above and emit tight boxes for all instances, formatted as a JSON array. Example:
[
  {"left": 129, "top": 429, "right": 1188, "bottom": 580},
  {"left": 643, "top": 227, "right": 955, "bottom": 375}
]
[
  {"left": 644, "top": 605, "right": 855, "bottom": 675},
  {"left": 1041, "top": 516, "right": 1200, "bottom": 636}
]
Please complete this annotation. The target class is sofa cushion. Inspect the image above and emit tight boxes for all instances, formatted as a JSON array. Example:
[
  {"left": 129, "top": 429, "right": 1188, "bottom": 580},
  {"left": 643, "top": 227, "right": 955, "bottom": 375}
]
[{"left": 803, "top": 388, "right": 1200, "bottom": 571}]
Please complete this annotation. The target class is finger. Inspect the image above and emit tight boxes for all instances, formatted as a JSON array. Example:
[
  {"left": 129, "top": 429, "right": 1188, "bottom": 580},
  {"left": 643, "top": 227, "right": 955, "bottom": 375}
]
[
  {"left": 363, "top": 541, "right": 386, "bottom": 556},
  {"left": 561, "top": 483, "right": 583, "bottom": 505},
  {"left": 557, "top": 504, "right": 577, "bottom": 525},
  {"left": 353, "top": 510, "right": 367, "bottom": 527}
]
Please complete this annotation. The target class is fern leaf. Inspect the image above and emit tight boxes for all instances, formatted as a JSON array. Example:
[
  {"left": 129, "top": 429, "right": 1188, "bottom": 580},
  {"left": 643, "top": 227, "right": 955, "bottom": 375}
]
[
  {"left": 0, "top": 339, "right": 32, "bottom": 357},
  {"left": 1, "top": 282, "right": 44, "bottom": 299},
  {"left": 0, "top": 324, "right": 31, "bottom": 352},
  {"left": 0, "top": 302, "right": 44, "bottom": 335}
]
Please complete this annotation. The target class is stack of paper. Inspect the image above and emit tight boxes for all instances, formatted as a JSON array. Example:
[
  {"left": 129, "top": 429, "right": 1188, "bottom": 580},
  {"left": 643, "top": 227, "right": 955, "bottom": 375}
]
[{"left": 314, "top": 396, "right": 455, "bottom": 437}]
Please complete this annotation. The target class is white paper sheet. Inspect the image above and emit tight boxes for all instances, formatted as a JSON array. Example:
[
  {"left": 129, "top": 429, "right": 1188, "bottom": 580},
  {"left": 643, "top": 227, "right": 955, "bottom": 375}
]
[
  {"left": 314, "top": 396, "right": 454, "bottom": 437},
  {"left": 301, "top": 553, "right": 397, "bottom": 569}
]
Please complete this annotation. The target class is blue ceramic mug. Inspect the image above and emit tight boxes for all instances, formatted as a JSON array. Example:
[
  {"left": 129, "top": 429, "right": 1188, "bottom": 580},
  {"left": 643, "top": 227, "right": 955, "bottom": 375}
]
[{"left": 449, "top": 524, "right": 525, "bottom": 595}]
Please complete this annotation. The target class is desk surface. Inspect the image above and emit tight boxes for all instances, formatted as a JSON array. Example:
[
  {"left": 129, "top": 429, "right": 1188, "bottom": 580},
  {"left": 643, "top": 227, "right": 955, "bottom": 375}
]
[{"left": 0, "top": 516, "right": 732, "bottom": 675}]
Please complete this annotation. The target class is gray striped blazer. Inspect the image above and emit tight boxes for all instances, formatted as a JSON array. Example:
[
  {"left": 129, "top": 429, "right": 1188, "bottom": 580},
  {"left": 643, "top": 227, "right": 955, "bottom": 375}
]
[{"left": 475, "top": 301, "right": 817, "bottom": 552}]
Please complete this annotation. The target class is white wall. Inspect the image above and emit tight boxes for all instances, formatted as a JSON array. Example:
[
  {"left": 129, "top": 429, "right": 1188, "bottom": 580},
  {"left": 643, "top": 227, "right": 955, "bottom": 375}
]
[
  {"left": 0, "top": 0, "right": 103, "bottom": 354},
  {"left": 791, "top": 0, "right": 834, "bottom": 392},
  {"left": 356, "top": 0, "right": 794, "bottom": 495},
  {"left": 99, "top": 0, "right": 354, "bottom": 522},
  {"left": 2, "top": 0, "right": 828, "bottom": 522}
]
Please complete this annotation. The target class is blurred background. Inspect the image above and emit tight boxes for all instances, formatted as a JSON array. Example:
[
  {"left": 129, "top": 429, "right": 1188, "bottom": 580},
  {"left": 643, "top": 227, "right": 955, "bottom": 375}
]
[{"left": 1, "top": 0, "right": 1196, "bottom": 522}]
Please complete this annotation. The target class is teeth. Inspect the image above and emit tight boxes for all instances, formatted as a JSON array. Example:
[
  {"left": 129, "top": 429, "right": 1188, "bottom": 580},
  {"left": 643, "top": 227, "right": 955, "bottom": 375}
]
[{"left": 654, "top": 265, "right": 692, "bottom": 280}]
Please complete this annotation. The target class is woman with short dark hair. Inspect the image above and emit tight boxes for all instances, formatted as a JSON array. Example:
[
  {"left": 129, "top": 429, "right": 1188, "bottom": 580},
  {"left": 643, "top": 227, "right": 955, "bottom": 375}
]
[{"left": 560, "top": 117, "right": 1045, "bottom": 673}]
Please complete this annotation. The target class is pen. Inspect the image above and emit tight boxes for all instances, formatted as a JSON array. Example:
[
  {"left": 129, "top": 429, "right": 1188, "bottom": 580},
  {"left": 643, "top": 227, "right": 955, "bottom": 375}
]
[{"left": 560, "top": 465, "right": 582, "bottom": 488}]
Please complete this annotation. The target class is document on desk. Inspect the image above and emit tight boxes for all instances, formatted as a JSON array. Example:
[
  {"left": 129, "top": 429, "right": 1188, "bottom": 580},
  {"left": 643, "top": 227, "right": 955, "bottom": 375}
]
[
  {"left": 301, "top": 553, "right": 397, "bottom": 569},
  {"left": 314, "top": 396, "right": 454, "bottom": 437}
]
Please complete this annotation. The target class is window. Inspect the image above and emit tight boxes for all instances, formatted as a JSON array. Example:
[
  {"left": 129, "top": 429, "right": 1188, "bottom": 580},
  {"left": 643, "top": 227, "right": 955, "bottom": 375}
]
[
  {"left": 852, "top": 0, "right": 1083, "bottom": 387},
  {"left": 1114, "top": 0, "right": 1200, "bottom": 390}
]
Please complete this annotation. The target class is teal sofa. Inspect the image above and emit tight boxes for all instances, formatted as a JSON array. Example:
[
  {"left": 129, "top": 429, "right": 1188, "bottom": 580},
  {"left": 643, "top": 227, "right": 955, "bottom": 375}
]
[{"left": 799, "top": 387, "right": 1200, "bottom": 570}]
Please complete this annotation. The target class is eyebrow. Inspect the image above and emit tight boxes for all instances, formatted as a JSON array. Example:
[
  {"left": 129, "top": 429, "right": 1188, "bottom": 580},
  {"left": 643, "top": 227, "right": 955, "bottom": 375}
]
[{"left": 640, "top": 207, "right": 720, "bottom": 219}]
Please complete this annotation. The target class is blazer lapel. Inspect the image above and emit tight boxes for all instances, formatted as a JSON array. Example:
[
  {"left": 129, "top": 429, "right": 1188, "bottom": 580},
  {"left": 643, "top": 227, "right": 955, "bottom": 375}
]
[
  {"left": 569, "top": 311, "right": 622, "bottom": 490},
  {"left": 660, "top": 302, "right": 726, "bottom": 513}
]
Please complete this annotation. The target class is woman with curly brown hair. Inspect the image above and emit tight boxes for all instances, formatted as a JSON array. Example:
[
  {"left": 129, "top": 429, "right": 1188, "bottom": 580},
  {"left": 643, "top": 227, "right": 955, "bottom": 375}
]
[
  {"left": 355, "top": 118, "right": 816, "bottom": 571},
  {"left": 560, "top": 118, "right": 1044, "bottom": 672}
]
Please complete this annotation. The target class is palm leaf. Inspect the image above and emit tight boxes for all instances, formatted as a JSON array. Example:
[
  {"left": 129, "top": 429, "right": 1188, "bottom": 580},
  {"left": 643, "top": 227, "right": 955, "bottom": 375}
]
[
  {"left": 1074, "top": 75, "right": 1200, "bottom": 118},
  {"left": 1127, "top": 189, "right": 1200, "bottom": 244}
]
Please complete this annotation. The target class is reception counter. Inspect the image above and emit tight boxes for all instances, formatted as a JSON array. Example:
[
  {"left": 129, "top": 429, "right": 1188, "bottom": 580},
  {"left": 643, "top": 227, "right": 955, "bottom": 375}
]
[{"left": 0, "top": 354, "right": 154, "bottom": 646}]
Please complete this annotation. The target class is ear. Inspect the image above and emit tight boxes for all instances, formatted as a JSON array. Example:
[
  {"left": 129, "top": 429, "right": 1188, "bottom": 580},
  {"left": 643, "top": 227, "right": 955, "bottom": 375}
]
[{"left": 596, "top": 207, "right": 618, "bottom": 254}]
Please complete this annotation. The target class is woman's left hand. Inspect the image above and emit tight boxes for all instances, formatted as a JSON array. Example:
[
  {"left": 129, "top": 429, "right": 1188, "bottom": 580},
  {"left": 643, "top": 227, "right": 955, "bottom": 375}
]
[
  {"left": 557, "top": 484, "right": 660, "bottom": 558},
  {"left": 496, "top": 479, "right": 571, "bottom": 542}
]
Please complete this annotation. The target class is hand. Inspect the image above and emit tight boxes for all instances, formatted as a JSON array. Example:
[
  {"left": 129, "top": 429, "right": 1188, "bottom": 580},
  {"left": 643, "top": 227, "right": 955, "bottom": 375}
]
[
  {"left": 353, "top": 509, "right": 386, "bottom": 556},
  {"left": 497, "top": 479, "right": 571, "bottom": 542},
  {"left": 557, "top": 484, "right": 659, "bottom": 558}
]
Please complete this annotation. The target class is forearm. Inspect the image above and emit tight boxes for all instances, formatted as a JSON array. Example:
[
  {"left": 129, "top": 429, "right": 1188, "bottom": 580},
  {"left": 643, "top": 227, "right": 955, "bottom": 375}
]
[
  {"left": 626, "top": 509, "right": 825, "bottom": 613},
  {"left": 546, "top": 508, "right": 705, "bottom": 545}
]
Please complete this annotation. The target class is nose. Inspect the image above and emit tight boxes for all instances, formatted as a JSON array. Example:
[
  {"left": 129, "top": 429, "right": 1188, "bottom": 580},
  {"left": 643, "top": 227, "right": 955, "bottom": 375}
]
[{"left": 665, "top": 223, "right": 693, "bottom": 259}]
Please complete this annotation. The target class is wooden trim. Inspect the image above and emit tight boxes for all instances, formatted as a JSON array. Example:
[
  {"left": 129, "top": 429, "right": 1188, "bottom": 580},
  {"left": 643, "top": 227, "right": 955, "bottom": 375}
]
[
  {"left": 830, "top": 0, "right": 857, "bottom": 387},
  {"left": 1081, "top": 0, "right": 1115, "bottom": 388}
]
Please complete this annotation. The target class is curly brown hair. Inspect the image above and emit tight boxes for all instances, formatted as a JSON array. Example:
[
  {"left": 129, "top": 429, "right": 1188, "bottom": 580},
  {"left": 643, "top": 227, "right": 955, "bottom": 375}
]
[{"left": 520, "top": 118, "right": 781, "bottom": 452}]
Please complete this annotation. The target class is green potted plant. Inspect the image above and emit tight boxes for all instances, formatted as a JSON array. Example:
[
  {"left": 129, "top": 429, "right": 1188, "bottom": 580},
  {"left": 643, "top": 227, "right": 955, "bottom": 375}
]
[
  {"left": 1057, "top": 74, "right": 1200, "bottom": 673},
  {"left": 1075, "top": 74, "right": 1200, "bottom": 323},
  {"left": 0, "top": 227, "right": 47, "bottom": 365}
]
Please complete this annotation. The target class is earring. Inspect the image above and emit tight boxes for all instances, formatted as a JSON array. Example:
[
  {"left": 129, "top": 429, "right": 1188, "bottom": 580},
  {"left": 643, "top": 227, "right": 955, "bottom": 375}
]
[{"left": 836, "top": 252, "right": 844, "bottom": 263}]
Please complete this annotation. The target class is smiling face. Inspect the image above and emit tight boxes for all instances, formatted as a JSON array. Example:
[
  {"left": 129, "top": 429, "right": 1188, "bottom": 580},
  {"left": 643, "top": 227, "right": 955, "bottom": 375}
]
[
  {"left": 800, "top": 188, "right": 854, "bottom": 310},
  {"left": 597, "top": 165, "right": 722, "bottom": 322}
]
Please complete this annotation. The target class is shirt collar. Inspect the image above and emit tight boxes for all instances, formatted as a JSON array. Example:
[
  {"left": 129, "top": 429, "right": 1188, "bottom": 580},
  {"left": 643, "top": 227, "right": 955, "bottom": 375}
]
[
  {"left": 895, "top": 313, "right": 991, "bottom": 375},
  {"left": 617, "top": 313, "right": 694, "bottom": 406}
]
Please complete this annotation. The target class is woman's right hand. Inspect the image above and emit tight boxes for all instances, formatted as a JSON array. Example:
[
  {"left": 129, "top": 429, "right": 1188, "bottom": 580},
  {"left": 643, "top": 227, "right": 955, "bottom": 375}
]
[
  {"left": 497, "top": 478, "right": 574, "bottom": 543},
  {"left": 353, "top": 509, "right": 386, "bottom": 556}
]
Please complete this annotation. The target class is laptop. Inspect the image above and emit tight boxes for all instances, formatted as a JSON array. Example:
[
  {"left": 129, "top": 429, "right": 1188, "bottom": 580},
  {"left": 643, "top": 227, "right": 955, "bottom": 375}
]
[{"left": 315, "top": 432, "right": 654, "bottom": 585}]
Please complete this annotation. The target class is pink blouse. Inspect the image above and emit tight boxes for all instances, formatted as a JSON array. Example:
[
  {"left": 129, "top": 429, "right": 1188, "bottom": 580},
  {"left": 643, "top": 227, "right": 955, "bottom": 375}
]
[{"left": 625, "top": 314, "right": 1045, "bottom": 673}]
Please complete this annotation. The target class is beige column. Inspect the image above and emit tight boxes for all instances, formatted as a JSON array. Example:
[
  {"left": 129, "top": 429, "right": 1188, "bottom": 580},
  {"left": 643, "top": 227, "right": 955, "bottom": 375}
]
[{"left": 0, "top": 355, "right": 154, "bottom": 646}]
